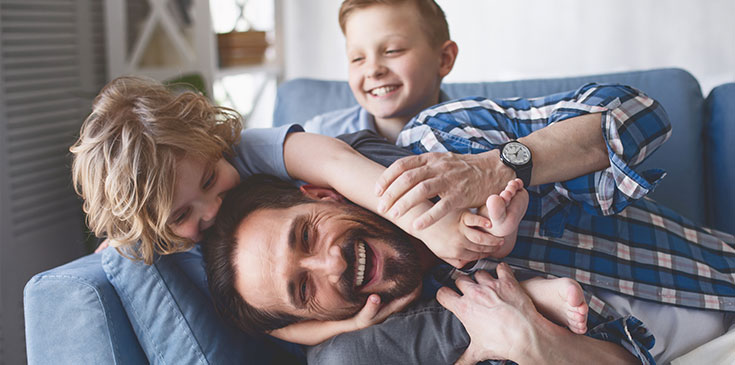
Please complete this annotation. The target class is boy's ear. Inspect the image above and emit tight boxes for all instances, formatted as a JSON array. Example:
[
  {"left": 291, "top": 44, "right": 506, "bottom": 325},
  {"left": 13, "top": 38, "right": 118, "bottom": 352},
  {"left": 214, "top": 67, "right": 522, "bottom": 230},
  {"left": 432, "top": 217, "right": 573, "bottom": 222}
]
[
  {"left": 299, "top": 185, "right": 345, "bottom": 202},
  {"left": 438, "top": 40, "right": 458, "bottom": 78}
]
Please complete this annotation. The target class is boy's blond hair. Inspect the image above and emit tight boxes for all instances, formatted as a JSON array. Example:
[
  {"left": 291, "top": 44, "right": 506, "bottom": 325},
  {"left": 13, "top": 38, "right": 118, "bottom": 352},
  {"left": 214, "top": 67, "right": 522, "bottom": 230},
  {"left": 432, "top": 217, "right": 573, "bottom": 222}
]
[
  {"left": 338, "top": 0, "right": 450, "bottom": 47},
  {"left": 70, "top": 76, "right": 241, "bottom": 264}
]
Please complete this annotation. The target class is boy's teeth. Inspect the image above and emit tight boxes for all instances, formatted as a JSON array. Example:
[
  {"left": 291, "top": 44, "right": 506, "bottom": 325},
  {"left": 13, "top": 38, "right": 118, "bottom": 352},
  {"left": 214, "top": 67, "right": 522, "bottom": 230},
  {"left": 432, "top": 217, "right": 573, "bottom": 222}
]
[
  {"left": 370, "top": 86, "right": 396, "bottom": 96},
  {"left": 356, "top": 242, "right": 367, "bottom": 286}
]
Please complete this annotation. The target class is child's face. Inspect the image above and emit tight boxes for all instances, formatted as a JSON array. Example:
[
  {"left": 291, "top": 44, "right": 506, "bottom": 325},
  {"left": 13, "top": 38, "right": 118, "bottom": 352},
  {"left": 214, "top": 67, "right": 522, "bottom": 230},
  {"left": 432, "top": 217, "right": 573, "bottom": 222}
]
[
  {"left": 169, "top": 156, "right": 240, "bottom": 242},
  {"left": 345, "top": 3, "right": 448, "bottom": 124}
]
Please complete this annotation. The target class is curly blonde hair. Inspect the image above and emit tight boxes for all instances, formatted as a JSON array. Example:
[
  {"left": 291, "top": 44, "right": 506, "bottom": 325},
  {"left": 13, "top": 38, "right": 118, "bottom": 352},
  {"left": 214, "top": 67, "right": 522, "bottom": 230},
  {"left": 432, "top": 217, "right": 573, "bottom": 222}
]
[{"left": 70, "top": 76, "right": 242, "bottom": 264}]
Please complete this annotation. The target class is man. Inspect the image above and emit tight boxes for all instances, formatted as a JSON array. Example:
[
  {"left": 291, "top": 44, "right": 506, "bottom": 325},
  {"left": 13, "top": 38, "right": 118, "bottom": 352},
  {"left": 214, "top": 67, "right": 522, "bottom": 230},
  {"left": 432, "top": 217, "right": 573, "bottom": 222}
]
[
  {"left": 205, "top": 173, "right": 640, "bottom": 363},
  {"left": 204, "top": 131, "right": 734, "bottom": 364}
]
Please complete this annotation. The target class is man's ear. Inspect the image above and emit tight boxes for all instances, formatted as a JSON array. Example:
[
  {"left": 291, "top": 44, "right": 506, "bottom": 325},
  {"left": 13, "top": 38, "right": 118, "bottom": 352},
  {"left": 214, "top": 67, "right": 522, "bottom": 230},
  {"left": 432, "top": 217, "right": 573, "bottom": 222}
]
[
  {"left": 299, "top": 185, "right": 345, "bottom": 202},
  {"left": 438, "top": 40, "right": 458, "bottom": 78}
]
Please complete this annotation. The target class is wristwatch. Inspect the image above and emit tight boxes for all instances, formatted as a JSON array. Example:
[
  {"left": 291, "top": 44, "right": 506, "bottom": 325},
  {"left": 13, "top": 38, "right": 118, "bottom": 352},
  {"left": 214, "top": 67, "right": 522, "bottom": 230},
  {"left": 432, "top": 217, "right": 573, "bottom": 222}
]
[{"left": 499, "top": 140, "right": 533, "bottom": 187}]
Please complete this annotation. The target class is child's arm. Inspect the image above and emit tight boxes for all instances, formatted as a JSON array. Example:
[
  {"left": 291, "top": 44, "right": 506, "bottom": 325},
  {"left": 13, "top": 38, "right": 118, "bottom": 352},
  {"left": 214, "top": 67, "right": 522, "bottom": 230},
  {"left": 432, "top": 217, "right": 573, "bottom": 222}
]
[
  {"left": 269, "top": 290, "right": 419, "bottom": 346},
  {"left": 282, "top": 132, "right": 503, "bottom": 267}
]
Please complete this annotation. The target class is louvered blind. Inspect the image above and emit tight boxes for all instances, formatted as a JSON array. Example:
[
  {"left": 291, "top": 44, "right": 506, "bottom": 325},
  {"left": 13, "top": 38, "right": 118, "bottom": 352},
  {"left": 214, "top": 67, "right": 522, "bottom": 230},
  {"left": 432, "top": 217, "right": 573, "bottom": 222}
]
[{"left": 0, "top": 0, "right": 106, "bottom": 362}]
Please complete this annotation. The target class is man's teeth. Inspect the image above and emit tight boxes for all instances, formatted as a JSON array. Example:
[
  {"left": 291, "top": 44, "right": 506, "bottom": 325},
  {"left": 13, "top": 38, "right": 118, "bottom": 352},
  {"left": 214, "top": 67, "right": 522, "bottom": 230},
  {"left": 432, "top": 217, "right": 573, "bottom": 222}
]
[
  {"left": 369, "top": 86, "right": 397, "bottom": 96},
  {"left": 356, "top": 242, "right": 367, "bottom": 287}
]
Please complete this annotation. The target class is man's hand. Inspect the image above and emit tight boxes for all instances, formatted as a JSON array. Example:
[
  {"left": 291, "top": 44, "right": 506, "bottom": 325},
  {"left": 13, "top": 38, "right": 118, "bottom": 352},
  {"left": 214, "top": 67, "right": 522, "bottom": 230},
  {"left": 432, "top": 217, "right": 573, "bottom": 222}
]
[
  {"left": 436, "top": 263, "right": 542, "bottom": 364},
  {"left": 376, "top": 151, "right": 515, "bottom": 230},
  {"left": 417, "top": 209, "right": 505, "bottom": 268}
]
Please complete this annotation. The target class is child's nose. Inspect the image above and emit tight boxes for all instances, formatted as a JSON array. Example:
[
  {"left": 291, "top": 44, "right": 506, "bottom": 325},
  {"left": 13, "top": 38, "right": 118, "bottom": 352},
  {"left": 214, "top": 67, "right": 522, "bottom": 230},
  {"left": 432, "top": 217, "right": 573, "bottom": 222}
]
[
  {"left": 366, "top": 59, "right": 387, "bottom": 79},
  {"left": 201, "top": 194, "right": 222, "bottom": 223}
]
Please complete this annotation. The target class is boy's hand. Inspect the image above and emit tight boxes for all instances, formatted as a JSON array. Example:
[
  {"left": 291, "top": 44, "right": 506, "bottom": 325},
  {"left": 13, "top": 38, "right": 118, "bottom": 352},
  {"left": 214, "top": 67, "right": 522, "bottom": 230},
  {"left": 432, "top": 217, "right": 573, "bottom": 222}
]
[
  {"left": 417, "top": 209, "right": 504, "bottom": 268},
  {"left": 95, "top": 238, "right": 110, "bottom": 253},
  {"left": 352, "top": 287, "right": 421, "bottom": 330},
  {"left": 376, "top": 151, "right": 514, "bottom": 230}
]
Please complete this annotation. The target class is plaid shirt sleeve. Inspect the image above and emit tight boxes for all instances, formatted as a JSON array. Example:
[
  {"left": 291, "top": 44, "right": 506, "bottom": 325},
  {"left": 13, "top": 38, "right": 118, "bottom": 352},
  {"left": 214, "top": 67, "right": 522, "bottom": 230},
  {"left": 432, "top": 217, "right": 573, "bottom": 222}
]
[{"left": 397, "top": 83, "right": 672, "bottom": 221}]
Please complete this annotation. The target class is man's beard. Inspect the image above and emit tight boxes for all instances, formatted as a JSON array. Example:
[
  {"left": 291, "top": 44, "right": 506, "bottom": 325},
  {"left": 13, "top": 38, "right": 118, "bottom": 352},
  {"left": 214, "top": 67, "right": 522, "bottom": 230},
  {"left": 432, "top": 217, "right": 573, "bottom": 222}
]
[{"left": 323, "top": 202, "right": 422, "bottom": 320}]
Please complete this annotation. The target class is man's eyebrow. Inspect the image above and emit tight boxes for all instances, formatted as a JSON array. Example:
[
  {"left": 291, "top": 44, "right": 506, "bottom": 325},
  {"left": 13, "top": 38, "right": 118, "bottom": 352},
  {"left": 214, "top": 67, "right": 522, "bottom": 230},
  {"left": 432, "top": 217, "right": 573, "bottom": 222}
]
[{"left": 287, "top": 214, "right": 308, "bottom": 308}]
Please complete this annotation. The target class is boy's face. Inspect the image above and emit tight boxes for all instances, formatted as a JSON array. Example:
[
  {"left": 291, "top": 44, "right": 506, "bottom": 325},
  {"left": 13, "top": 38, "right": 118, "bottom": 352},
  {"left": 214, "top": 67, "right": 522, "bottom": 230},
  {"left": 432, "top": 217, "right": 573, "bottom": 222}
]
[
  {"left": 169, "top": 157, "right": 240, "bottom": 242},
  {"left": 345, "top": 3, "right": 451, "bottom": 125}
]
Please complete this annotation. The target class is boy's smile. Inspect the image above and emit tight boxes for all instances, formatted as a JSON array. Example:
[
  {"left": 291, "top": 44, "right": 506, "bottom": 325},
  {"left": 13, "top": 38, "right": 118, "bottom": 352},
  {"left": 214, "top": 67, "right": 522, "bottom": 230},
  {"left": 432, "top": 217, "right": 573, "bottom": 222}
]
[{"left": 344, "top": 2, "right": 455, "bottom": 139}]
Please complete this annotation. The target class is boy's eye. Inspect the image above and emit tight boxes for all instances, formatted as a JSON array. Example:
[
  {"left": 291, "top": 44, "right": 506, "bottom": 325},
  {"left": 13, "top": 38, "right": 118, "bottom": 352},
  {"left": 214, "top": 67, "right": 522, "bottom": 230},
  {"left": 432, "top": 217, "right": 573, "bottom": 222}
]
[
  {"left": 173, "top": 208, "right": 190, "bottom": 225},
  {"left": 203, "top": 169, "right": 216, "bottom": 190},
  {"left": 385, "top": 49, "right": 403, "bottom": 55},
  {"left": 350, "top": 56, "right": 364, "bottom": 63}
]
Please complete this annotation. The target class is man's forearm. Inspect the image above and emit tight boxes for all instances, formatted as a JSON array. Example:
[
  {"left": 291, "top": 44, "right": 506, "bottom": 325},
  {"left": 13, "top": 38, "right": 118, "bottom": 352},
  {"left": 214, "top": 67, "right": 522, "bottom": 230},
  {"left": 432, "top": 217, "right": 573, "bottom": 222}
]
[{"left": 518, "top": 113, "right": 609, "bottom": 186}]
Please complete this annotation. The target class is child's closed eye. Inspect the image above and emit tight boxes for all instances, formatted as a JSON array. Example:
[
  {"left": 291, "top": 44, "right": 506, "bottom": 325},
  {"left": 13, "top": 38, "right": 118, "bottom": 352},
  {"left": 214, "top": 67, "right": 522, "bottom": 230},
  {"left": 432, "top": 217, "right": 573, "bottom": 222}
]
[{"left": 202, "top": 169, "right": 217, "bottom": 190}]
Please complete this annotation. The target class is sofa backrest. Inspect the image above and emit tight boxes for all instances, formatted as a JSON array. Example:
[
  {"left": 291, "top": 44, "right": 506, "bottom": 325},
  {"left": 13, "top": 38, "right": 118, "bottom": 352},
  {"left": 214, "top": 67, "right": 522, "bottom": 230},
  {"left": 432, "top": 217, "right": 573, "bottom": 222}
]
[
  {"left": 274, "top": 68, "right": 710, "bottom": 227},
  {"left": 704, "top": 83, "right": 735, "bottom": 234}
]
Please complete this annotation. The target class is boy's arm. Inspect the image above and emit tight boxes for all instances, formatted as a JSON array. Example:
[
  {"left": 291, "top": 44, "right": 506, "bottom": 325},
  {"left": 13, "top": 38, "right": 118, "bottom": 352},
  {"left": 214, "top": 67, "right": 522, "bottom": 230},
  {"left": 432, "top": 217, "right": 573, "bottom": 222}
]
[
  {"left": 270, "top": 290, "right": 419, "bottom": 346},
  {"left": 283, "top": 132, "right": 503, "bottom": 267}
]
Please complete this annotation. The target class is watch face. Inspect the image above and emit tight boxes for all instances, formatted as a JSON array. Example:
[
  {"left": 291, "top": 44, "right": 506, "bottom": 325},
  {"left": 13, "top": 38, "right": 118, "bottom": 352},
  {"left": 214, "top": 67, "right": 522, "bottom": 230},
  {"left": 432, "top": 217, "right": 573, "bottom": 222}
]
[{"left": 502, "top": 141, "right": 531, "bottom": 165}]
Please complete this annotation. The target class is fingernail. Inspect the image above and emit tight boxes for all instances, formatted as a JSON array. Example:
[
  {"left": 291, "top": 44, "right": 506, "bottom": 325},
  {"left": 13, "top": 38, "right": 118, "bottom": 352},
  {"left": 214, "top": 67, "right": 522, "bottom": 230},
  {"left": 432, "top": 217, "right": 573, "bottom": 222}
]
[
  {"left": 370, "top": 295, "right": 380, "bottom": 304},
  {"left": 414, "top": 221, "right": 425, "bottom": 230},
  {"left": 390, "top": 209, "right": 399, "bottom": 218},
  {"left": 375, "top": 186, "right": 383, "bottom": 196}
]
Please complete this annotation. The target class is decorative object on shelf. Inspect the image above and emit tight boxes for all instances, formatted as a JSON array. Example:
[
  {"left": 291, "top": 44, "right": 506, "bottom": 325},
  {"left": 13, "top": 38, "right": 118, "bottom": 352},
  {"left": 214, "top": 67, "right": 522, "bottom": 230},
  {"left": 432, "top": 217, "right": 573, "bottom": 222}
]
[{"left": 217, "top": 30, "right": 269, "bottom": 67}]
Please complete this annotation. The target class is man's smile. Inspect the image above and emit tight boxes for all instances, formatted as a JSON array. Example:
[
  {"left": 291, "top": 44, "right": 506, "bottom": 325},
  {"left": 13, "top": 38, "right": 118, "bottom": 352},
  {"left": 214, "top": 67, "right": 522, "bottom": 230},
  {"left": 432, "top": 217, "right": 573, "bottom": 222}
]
[{"left": 355, "top": 240, "right": 380, "bottom": 291}]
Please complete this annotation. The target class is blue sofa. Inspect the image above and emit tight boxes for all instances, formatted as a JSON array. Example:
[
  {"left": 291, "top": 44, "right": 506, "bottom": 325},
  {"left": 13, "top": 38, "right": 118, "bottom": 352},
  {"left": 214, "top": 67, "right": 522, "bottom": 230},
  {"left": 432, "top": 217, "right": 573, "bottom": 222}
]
[{"left": 24, "top": 68, "right": 734, "bottom": 364}]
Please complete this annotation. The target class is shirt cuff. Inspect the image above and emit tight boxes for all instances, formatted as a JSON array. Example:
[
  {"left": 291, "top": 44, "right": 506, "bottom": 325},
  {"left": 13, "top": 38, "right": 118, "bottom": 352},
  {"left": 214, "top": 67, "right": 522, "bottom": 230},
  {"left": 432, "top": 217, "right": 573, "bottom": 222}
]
[{"left": 587, "top": 314, "right": 656, "bottom": 365}]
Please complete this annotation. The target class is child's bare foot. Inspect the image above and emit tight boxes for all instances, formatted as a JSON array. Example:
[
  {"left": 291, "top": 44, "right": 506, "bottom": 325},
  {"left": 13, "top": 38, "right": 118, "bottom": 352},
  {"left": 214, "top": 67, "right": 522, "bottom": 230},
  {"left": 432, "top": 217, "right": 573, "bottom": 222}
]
[
  {"left": 480, "top": 178, "right": 528, "bottom": 237},
  {"left": 521, "top": 277, "right": 588, "bottom": 334}
]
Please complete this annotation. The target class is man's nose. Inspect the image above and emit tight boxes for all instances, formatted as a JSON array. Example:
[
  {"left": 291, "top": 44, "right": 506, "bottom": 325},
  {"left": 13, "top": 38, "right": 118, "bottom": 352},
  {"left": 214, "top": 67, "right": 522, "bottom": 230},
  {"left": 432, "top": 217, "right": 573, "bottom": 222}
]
[{"left": 302, "top": 245, "right": 347, "bottom": 284}]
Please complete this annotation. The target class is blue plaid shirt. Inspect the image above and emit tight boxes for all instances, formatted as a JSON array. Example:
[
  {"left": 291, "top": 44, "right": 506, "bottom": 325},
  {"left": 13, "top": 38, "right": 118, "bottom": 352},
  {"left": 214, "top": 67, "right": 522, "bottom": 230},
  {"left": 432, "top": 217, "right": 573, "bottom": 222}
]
[{"left": 399, "top": 83, "right": 735, "bottom": 364}]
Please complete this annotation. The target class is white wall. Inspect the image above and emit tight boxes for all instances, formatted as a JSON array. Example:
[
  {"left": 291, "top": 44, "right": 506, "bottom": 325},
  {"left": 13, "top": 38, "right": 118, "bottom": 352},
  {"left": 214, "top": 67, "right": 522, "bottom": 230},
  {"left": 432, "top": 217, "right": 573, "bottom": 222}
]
[{"left": 282, "top": 0, "right": 735, "bottom": 94}]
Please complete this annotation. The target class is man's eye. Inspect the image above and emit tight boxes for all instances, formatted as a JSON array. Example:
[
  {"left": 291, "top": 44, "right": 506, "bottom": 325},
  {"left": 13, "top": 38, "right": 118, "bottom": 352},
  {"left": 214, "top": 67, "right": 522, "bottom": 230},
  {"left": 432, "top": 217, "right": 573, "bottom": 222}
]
[
  {"left": 300, "top": 280, "right": 308, "bottom": 303},
  {"left": 302, "top": 226, "right": 310, "bottom": 251}
]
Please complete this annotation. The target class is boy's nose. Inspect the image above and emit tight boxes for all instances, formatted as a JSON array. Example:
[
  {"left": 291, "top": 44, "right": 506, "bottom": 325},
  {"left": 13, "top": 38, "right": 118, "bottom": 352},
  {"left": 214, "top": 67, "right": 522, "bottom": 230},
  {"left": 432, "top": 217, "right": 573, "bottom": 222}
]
[
  {"left": 302, "top": 245, "right": 347, "bottom": 284},
  {"left": 201, "top": 194, "right": 222, "bottom": 223},
  {"left": 366, "top": 60, "right": 387, "bottom": 79}
]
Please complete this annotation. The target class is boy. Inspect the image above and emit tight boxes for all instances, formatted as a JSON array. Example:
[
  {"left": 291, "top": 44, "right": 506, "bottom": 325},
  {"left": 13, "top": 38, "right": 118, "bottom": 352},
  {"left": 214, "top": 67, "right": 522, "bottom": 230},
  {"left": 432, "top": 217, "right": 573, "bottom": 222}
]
[{"left": 304, "top": 0, "right": 458, "bottom": 142}]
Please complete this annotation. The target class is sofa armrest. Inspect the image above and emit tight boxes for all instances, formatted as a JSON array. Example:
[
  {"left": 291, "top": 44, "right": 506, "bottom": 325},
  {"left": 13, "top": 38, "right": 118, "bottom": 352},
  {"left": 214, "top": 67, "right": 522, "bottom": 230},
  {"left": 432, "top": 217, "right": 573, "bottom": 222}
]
[
  {"left": 704, "top": 83, "right": 735, "bottom": 234},
  {"left": 24, "top": 253, "right": 146, "bottom": 364}
]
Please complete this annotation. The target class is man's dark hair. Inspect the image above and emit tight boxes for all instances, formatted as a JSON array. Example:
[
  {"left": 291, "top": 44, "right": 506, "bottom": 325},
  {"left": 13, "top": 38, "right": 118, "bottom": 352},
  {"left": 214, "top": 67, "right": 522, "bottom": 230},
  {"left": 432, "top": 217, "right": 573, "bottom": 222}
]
[{"left": 203, "top": 174, "right": 313, "bottom": 335}]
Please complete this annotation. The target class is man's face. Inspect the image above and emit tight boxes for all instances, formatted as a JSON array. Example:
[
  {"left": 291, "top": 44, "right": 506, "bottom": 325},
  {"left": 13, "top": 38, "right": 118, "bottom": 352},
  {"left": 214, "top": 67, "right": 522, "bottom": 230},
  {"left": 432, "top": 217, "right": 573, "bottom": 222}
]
[{"left": 233, "top": 199, "right": 421, "bottom": 321}]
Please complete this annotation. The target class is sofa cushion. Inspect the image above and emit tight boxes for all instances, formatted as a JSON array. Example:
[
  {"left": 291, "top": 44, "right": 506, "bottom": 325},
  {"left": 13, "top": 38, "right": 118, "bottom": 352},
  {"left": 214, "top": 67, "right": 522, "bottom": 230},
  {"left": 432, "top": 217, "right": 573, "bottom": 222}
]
[
  {"left": 101, "top": 246, "right": 304, "bottom": 364},
  {"left": 24, "top": 253, "right": 146, "bottom": 364},
  {"left": 274, "top": 68, "right": 707, "bottom": 225},
  {"left": 704, "top": 83, "right": 735, "bottom": 234}
]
